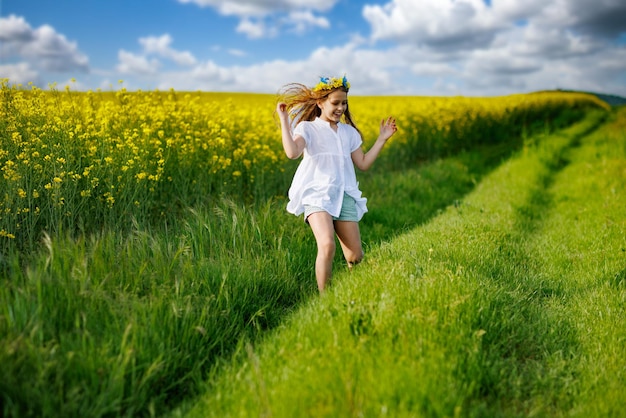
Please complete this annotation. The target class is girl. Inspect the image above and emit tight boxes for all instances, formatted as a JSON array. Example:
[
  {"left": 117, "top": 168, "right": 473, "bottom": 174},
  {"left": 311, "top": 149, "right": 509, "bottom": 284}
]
[{"left": 276, "top": 75, "right": 398, "bottom": 293}]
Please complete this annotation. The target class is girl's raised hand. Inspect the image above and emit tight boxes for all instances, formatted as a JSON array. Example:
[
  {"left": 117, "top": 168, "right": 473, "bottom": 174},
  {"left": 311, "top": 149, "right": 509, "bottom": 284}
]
[
  {"left": 276, "top": 102, "right": 288, "bottom": 120},
  {"left": 379, "top": 116, "right": 398, "bottom": 141}
]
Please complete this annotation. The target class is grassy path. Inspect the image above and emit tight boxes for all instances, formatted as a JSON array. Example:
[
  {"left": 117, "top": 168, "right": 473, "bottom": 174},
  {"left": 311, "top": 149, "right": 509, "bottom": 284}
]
[{"left": 182, "top": 108, "right": 625, "bottom": 417}]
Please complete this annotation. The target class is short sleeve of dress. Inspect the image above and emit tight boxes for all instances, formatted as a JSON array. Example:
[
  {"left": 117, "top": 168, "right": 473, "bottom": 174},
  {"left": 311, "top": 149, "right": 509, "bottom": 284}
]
[
  {"left": 349, "top": 126, "right": 362, "bottom": 153},
  {"left": 293, "top": 122, "right": 310, "bottom": 146}
]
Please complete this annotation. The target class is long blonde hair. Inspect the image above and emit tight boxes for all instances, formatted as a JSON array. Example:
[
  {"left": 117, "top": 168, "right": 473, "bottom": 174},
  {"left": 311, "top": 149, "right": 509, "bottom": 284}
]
[{"left": 276, "top": 82, "right": 363, "bottom": 139}]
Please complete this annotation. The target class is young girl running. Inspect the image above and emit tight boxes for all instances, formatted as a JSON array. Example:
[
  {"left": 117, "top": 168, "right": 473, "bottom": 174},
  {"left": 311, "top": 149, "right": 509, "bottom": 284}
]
[{"left": 276, "top": 75, "right": 397, "bottom": 292}]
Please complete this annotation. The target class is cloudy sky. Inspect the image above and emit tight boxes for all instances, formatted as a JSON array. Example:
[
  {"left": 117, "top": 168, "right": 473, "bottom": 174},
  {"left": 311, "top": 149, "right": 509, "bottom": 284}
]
[{"left": 1, "top": 0, "right": 625, "bottom": 96}]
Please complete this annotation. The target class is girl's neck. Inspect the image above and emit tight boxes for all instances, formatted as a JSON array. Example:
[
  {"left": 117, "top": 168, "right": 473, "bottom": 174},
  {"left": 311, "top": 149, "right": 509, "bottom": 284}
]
[{"left": 320, "top": 116, "right": 339, "bottom": 132}]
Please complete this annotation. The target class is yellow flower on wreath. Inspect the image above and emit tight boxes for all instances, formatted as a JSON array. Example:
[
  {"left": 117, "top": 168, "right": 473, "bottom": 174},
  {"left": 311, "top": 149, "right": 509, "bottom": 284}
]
[{"left": 312, "top": 75, "right": 350, "bottom": 92}]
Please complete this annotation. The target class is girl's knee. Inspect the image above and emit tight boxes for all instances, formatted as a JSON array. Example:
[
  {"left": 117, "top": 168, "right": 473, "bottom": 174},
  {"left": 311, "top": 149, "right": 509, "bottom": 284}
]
[
  {"left": 317, "top": 239, "right": 336, "bottom": 258},
  {"left": 347, "top": 249, "right": 364, "bottom": 266}
]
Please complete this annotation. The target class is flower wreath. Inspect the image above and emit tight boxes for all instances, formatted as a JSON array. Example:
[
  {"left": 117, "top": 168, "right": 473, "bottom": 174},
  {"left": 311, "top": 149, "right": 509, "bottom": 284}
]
[{"left": 312, "top": 75, "right": 350, "bottom": 92}]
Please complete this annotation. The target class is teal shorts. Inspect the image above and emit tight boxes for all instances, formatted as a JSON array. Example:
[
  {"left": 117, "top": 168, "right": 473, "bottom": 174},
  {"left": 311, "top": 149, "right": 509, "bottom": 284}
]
[{"left": 304, "top": 193, "right": 359, "bottom": 222}]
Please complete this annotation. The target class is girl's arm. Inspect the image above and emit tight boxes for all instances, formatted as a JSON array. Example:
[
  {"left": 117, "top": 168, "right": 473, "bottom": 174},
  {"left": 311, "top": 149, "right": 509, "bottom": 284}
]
[
  {"left": 277, "top": 102, "right": 306, "bottom": 159},
  {"left": 352, "top": 116, "right": 397, "bottom": 171}
]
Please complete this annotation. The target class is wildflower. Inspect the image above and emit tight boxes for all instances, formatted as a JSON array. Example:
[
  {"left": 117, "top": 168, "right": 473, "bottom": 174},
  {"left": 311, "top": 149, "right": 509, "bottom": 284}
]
[
  {"left": 0, "top": 230, "right": 16, "bottom": 239},
  {"left": 104, "top": 192, "right": 115, "bottom": 206}
]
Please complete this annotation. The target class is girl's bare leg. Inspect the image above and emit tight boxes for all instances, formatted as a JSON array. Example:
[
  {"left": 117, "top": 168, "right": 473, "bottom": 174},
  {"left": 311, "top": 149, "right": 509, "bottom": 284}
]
[
  {"left": 306, "top": 212, "right": 336, "bottom": 292},
  {"left": 334, "top": 220, "right": 364, "bottom": 269}
]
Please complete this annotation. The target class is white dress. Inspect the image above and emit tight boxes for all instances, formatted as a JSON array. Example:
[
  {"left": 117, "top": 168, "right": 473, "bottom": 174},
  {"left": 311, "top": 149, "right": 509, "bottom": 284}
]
[{"left": 286, "top": 117, "right": 367, "bottom": 221}]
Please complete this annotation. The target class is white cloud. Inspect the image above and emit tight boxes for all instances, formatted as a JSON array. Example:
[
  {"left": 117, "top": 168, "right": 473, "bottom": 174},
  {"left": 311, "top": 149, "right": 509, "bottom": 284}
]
[
  {"left": 0, "top": 14, "right": 89, "bottom": 73},
  {"left": 357, "top": 0, "right": 626, "bottom": 96},
  {"left": 179, "top": 0, "right": 336, "bottom": 38},
  {"left": 190, "top": 60, "right": 235, "bottom": 82},
  {"left": 235, "top": 10, "right": 329, "bottom": 38},
  {"left": 363, "top": 0, "right": 503, "bottom": 50},
  {"left": 411, "top": 62, "right": 457, "bottom": 78},
  {"left": 0, "top": 14, "right": 33, "bottom": 42},
  {"left": 490, "top": 0, "right": 547, "bottom": 22},
  {"left": 511, "top": 23, "right": 602, "bottom": 59},
  {"left": 517, "top": 0, "right": 626, "bottom": 37},
  {"left": 156, "top": 60, "right": 236, "bottom": 91},
  {"left": 116, "top": 50, "right": 160, "bottom": 75},
  {"left": 115, "top": 34, "right": 198, "bottom": 76},
  {"left": 177, "top": 0, "right": 337, "bottom": 16},
  {"left": 0, "top": 62, "right": 40, "bottom": 86},
  {"left": 287, "top": 10, "right": 330, "bottom": 34},
  {"left": 362, "top": 0, "right": 625, "bottom": 55},
  {"left": 139, "top": 34, "right": 197, "bottom": 66},
  {"left": 236, "top": 18, "right": 275, "bottom": 39}
]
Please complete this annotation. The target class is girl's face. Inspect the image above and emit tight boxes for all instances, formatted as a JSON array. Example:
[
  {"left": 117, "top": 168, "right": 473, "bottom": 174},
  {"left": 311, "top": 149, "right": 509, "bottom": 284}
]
[{"left": 318, "top": 89, "right": 348, "bottom": 125}]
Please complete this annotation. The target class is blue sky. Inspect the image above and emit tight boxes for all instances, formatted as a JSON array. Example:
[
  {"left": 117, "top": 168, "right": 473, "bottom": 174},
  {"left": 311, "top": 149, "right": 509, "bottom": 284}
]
[{"left": 1, "top": 0, "right": 625, "bottom": 96}]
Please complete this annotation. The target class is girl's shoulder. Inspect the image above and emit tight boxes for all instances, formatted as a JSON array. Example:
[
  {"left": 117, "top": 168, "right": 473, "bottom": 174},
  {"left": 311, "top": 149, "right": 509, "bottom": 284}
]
[{"left": 294, "top": 119, "right": 313, "bottom": 131}]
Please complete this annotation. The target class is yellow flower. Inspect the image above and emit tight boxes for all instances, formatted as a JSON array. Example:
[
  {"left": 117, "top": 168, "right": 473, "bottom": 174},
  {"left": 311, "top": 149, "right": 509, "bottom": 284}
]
[
  {"left": 18, "top": 188, "right": 27, "bottom": 198},
  {"left": 104, "top": 192, "right": 115, "bottom": 206},
  {"left": 0, "top": 230, "right": 16, "bottom": 239}
]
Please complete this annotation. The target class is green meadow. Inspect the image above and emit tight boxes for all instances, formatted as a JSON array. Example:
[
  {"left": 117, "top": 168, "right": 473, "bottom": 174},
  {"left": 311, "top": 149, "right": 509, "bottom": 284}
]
[{"left": 1, "top": 91, "right": 624, "bottom": 417}]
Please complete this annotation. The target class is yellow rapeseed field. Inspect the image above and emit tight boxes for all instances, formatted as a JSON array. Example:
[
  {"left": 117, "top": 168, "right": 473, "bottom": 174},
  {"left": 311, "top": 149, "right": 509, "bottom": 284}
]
[{"left": 0, "top": 79, "right": 608, "bottom": 253}]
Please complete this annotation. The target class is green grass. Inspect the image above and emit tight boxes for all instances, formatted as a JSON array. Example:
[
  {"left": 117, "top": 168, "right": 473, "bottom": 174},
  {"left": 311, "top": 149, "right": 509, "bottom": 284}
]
[
  {"left": 2, "top": 108, "right": 624, "bottom": 417},
  {"left": 179, "top": 109, "right": 625, "bottom": 417}
]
